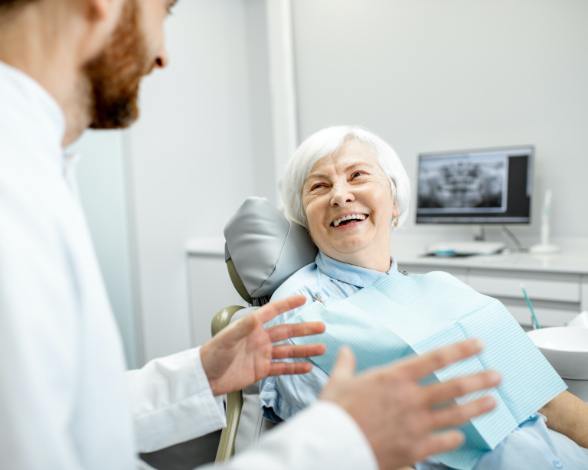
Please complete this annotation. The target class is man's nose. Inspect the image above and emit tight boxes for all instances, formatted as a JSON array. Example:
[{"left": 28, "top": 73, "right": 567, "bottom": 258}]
[
  {"left": 330, "top": 185, "right": 355, "bottom": 206},
  {"left": 154, "top": 47, "right": 169, "bottom": 69}
]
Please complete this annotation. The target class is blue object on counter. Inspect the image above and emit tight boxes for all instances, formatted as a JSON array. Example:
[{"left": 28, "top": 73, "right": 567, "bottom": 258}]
[{"left": 521, "top": 285, "right": 541, "bottom": 329}]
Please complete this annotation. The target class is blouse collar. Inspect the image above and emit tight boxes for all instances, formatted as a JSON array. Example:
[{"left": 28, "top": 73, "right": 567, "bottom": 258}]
[{"left": 315, "top": 251, "right": 401, "bottom": 288}]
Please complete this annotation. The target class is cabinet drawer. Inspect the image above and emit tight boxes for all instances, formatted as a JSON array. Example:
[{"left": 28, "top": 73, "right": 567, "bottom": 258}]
[
  {"left": 500, "top": 298, "right": 579, "bottom": 328},
  {"left": 468, "top": 270, "right": 581, "bottom": 303}
]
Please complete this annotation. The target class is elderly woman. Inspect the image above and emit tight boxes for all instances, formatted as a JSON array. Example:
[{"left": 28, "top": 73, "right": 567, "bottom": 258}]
[{"left": 259, "top": 126, "right": 588, "bottom": 470}]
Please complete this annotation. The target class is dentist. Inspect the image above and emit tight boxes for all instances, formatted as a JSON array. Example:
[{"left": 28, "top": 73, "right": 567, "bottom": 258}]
[{"left": 0, "top": 0, "right": 500, "bottom": 469}]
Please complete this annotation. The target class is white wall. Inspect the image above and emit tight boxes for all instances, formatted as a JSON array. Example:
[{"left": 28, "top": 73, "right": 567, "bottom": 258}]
[
  {"left": 291, "top": 0, "right": 588, "bottom": 240},
  {"left": 127, "top": 0, "right": 274, "bottom": 360},
  {"left": 71, "top": 130, "right": 140, "bottom": 367},
  {"left": 74, "top": 0, "right": 588, "bottom": 363}
]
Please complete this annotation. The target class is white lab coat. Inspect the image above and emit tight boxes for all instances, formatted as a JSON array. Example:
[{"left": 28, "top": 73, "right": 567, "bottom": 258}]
[{"left": 0, "top": 61, "right": 377, "bottom": 470}]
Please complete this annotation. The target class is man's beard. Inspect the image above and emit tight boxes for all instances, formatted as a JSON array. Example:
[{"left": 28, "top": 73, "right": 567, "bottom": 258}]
[{"left": 85, "top": 0, "right": 148, "bottom": 129}]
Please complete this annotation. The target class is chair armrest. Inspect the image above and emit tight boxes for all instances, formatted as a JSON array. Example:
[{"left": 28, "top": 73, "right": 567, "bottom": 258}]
[
  {"left": 211, "top": 305, "right": 245, "bottom": 462},
  {"left": 215, "top": 389, "right": 244, "bottom": 462},
  {"left": 211, "top": 305, "right": 245, "bottom": 337}
]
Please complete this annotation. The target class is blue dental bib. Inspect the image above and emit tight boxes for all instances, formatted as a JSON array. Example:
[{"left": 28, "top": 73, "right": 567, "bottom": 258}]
[{"left": 290, "top": 270, "right": 566, "bottom": 469}]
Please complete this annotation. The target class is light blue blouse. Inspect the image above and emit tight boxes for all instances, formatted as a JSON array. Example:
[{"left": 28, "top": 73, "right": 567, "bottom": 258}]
[
  {"left": 259, "top": 252, "right": 588, "bottom": 470},
  {"left": 260, "top": 251, "right": 400, "bottom": 420}
]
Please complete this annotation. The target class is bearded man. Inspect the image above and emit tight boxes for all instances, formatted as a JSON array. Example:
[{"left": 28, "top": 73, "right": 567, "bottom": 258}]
[{"left": 0, "top": 1, "right": 500, "bottom": 469}]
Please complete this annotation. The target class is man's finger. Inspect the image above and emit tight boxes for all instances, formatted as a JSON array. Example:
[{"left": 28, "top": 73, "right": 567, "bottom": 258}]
[
  {"left": 256, "top": 295, "right": 307, "bottom": 324},
  {"left": 392, "top": 339, "right": 483, "bottom": 381},
  {"left": 267, "top": 321, "right": 325, "bottom": 342},
  {"left": 412, "top": 431, "right": 465, "bottom": 463},
  {"left": 421, "top": 370, "right": 501, "bottom": 407},
  {"left": 330, "top": 347, "right": 356, "bottom": 381},
  {"left": 269, "top": 361, "right": 313, "bottom": 376},
  {"left": 429, "top": 396, "right": 496, "bottom": 430},
  {"left": 272, "top": 343, "right": 326, "bottom": 359}
]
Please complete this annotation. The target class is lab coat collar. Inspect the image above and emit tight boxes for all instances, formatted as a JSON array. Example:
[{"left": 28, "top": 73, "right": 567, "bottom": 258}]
[
  {"left": 0, "top": 60, "right": 66, "bottom": 168},
  {"left": 62, "top": 151, "right": 82, "bottom": 194},
  {"left": 315, "top": 251, "right": 400, "bottom": 288}
]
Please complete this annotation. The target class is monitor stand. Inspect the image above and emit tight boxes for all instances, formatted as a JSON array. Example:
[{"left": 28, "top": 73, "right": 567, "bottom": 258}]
[
  {"left": 473, "top": 225, "right": 486, "bottom": 242},
  {"left": 426, "top": 226, "right": 506, "bottom": 257}
]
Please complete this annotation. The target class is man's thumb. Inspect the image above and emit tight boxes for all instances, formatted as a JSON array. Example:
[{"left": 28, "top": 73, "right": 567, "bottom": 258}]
[{"left": 331, "top": 346, "right": 356, "bottom": 380}]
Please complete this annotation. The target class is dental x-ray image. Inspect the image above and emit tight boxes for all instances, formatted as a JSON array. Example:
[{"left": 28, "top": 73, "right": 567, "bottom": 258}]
[{"left": 417, "top": 153, "right": 508, "bottom": 214}]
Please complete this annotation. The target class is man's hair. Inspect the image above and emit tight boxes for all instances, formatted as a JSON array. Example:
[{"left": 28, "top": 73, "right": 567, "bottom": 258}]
[{"left": 0, "top": 0, "right": 37, "bottom": 10}]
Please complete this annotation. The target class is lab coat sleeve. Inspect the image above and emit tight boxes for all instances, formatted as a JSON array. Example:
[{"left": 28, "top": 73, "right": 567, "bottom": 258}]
[
  {"left": 200, "top": 401, "right": 378, "bottom": 470},
  {"left": 127, "top": 347, "right": 226, "bottom": 452}
]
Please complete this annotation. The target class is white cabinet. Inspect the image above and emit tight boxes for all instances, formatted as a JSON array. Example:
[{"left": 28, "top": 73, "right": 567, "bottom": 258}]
[
  {"left": 187, "top": 238, "right": 588, "bottom": 334},
  {"left": 468, "top": 270, "right": 581, "bottom": 303},
  {"left": 397, "top": 257, "right": 588, "bottom": 329}
]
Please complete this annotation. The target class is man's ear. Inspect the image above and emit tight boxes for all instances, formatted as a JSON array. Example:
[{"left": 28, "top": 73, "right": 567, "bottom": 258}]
[
  {"left": 78, "top": 0, "right": 123, "bottom": 61},
  {"left": 86, "top": 0, "right": 109, "bottom": 20}
]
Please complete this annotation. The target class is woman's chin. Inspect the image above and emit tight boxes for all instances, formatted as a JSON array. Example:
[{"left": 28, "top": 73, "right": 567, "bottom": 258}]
[
  {"left": 330, "top": 230, "right": 371, "bottom": 248},
  {"left": 328, "top": 240, "right": 371, "bottom": 258}
]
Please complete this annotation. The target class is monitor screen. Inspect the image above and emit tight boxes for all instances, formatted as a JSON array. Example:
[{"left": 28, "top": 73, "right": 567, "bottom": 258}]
[{"left": 416, "top": 146, "right": 533, "bottom": 224}]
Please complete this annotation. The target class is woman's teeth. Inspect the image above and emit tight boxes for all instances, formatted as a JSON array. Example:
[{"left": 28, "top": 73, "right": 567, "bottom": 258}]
[{"left": 332, "top": 213, "right": 367, "bottom": 227}]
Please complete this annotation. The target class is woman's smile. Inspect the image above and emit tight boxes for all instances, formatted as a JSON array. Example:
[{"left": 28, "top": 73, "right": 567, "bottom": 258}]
[{"left": 330, "top": 212, "right": 369, "bottom": 228}]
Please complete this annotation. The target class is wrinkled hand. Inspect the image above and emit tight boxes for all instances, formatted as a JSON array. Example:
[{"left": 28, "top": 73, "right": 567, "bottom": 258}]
[
  {"left": 200, "top": 295, "right": 325, "bottom": 396},
  {"left": 321, "top": 339, "right": 501, "bottom": 470}
]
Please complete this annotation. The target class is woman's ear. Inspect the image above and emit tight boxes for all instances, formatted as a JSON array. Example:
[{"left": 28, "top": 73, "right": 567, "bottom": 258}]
[{"left": 391, "top": 205, "right": 400, "bottom": 227}]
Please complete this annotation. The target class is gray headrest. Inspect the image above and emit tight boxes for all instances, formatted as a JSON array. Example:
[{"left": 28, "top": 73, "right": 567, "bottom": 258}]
[{"left": 224, "top": 197, "right": 317, "bottom": 303}]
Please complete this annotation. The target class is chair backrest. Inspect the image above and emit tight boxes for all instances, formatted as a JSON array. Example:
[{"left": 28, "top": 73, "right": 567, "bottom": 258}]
[
  {"left": 224, "top": 196, "right": 317, "bottom": 305},
  {"left": 214, "top": 197, "right": 317, "bottom": 461}
]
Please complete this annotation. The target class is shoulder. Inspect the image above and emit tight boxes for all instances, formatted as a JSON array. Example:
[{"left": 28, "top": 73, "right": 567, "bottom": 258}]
[
  {"left": 0, "top": 172, "right": 79, "bottom": 360},
  {"left": 420, "top": 270, "right": 470, "bottom": 289},
  {"left": 265, "top": 262, "right": 321, "bottom": 328},
  {"left": 407, "top": 270, "right": 496, "bottom": 305},
  {"left": 404, "top": 269, "right": 477, "bottom": 294},
  {"left": 0, "top": 170, "right": 63, "bottom": 257},
  {"left": 0, "top": 171, "right": 77, "bottom": 307},
  {"left": 271, "top": 261, "right": 321, "bottom": 303}
]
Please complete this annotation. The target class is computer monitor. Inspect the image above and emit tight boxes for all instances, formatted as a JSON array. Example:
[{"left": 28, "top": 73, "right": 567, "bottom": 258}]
[{"left": 416, "top": 146, "right": 533, "bottom": 224}]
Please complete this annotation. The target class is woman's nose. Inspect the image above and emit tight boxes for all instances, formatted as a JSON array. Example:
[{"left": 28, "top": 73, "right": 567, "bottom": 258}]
[{"left": 330, "top": 185, "right": 355, "bottom": 207}]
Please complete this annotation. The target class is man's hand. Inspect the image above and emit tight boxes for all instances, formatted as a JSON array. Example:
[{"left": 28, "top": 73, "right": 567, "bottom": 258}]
[
  {"left": 321, "top": 339, "right": 501, "bottom": 470},
  {"left": 200, "top": 295, "right": 325, "bottom": 396}
]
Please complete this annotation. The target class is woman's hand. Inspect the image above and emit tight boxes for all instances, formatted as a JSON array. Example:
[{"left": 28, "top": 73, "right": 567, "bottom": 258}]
[
  {"left": 200, "top": 295, "right": 325, "bottom": 396},
  {"left": 540, "top": 391, "right": 588, "bottom": 447}
]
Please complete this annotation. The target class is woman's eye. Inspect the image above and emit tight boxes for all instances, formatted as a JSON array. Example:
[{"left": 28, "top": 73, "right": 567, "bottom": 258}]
[
  {"left": 350, "top": 171, "right": 366, "bottom": 180},
  {"left": 310, "top": 183, "right": 327, "bottom": 191}
]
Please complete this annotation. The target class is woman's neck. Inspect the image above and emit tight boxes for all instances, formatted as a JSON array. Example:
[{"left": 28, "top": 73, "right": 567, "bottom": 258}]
[{"left": 325, "top": 247, "right": 392, "bottom": 273}]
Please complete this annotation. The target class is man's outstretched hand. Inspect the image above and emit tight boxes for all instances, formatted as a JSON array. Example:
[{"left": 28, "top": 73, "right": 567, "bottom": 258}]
[
  {"left": 200, "top": 295, "right": 325, "bottom": 396},
  {"left": 321, "top": 339, "right": 501, "bottom": 470}
]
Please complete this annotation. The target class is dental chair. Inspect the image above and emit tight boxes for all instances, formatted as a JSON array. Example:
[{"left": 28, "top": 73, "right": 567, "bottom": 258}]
[{"left": 212, "top": 197, "right": 317, "bottom": 462}]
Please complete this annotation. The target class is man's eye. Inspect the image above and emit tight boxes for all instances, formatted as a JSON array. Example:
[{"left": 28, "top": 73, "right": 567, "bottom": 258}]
[{"left": 167, "top": 0, "right": 177, "bottom": 14}]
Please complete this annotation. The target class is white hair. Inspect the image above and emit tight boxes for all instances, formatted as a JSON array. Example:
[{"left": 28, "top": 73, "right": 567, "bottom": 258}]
[{"left": 279, "top": 125, "right": 411, "bottom": 229}]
